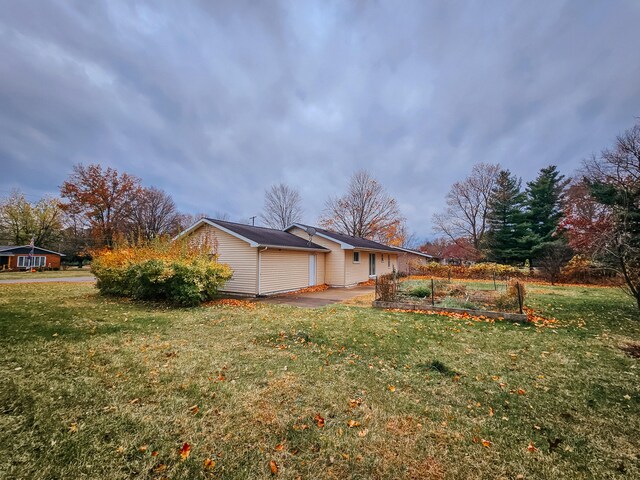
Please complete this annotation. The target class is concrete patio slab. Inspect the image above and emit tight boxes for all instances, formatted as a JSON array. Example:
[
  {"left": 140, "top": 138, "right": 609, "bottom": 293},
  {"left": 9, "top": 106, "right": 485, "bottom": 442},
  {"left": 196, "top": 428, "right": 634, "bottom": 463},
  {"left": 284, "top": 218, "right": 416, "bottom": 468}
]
[{"left": 258, "top": 285, "right": 374, "bottom": 308}]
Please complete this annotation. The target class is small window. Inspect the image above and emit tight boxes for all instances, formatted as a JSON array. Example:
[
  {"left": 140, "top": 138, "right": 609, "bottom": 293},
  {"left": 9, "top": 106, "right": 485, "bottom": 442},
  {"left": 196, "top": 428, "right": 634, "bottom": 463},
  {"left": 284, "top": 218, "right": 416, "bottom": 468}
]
[
  {"left": 381, "top": 254, "right": 384, "bottom": 262},
  {"left": 388, "top": 256, "right": 390, "bottom": 267},
  {"left": 353, "top": 252, "right": 360, "bottom": 263}
]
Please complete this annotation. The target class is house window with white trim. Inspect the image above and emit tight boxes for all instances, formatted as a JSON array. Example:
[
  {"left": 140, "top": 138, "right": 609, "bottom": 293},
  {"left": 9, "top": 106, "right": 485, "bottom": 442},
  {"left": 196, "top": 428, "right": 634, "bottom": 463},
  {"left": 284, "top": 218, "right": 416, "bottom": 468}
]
[
  {"left": 353, "top": 252, "right": 360, "bottom": 263},
  {"left": 17, "top": 256, "right": 46, "bottom": 268}
]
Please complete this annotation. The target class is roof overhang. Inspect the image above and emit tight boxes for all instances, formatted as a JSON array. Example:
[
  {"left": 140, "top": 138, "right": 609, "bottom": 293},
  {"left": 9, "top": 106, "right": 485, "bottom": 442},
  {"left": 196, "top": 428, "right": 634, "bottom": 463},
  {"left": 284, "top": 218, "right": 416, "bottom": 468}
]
[
  {"left": 173, "top": 218, "right": 260, "bottom": 247},
  {"left": 176, "top": 219, "right": 330, "bottom": 252},
  {"left": 259, "top": 244, "right": 329, "bottom": 252},
  {"left": 393, "top": 246, "right": 433, "bottom": 258},
  {"left": 0, "top": 246, "right": 65, "bottom": 256}
]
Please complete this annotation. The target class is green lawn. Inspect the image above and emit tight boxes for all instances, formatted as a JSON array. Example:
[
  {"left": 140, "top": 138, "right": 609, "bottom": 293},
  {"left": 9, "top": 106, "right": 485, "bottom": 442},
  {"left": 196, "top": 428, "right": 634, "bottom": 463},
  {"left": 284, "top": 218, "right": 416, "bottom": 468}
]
[
  {"left": 0, "top": 268, "right": 94, "bottom": 280},
  {"left": 0, "top": 282, "right": 638, "bottom": 479}
]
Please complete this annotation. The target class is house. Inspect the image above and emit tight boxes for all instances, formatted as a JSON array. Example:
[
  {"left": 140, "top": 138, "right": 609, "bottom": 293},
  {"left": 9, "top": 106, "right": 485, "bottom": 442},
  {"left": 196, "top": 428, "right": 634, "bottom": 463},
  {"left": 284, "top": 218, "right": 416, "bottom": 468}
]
[
  {"left": 177, "top": 218, "right": 399, "bottom": 296},
  {"left": 285, "top": 223, "right": 398, "bottom": 287},
  {"left": 394, "top": 246, "right": 434, "bottom": 274},
  {"left": 0, "top": 245, "right": 65, "bottom": 271}
]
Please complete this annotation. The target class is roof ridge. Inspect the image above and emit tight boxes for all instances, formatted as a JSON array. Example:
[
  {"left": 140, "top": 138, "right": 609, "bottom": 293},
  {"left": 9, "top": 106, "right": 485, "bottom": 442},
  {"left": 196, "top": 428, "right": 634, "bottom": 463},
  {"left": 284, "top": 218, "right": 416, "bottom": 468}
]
[{"left": 208, "top": 218, "right": 297, "bottom": 234}]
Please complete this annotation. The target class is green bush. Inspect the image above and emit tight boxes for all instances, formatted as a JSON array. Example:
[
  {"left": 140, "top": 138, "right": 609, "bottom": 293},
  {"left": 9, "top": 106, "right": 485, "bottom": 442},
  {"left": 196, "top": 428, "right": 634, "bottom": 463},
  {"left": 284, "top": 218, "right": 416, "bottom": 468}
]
[
  {"left": 91, "top": 241, "right": 233, "bottom": 306},
  {"left": 407, "top": 286, "right": 432, "bottom": 298}
]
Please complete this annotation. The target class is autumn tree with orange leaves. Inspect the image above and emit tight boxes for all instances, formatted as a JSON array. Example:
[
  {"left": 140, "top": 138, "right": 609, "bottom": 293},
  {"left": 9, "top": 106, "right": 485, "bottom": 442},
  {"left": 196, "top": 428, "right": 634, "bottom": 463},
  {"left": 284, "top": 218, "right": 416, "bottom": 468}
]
[
  {"left": 60, "top": 164, "right": 142, "bottom": 247},
  {"left": 319, "top": 170, "right": 406, "bottom": 245}
]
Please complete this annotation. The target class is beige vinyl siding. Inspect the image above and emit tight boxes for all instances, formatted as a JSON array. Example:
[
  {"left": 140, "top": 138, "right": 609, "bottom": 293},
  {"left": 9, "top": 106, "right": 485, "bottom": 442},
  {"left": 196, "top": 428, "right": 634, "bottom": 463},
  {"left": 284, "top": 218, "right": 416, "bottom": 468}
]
[
  {"left": 289, "top": 227, "right": 344, "bottom": 286},
  {"left": 344, "top": 251, "right": 399, "bottom": 286},
  {"left": 315, "top": 253, "right": 325, "bottom": 286},
  {"left": 187, "top": 224, "right": 258, "bottom": 295},
  {"left": 259, "top": 249, "right": 316, "bottom": 295},
  {"left": 345, "top": 250, "right": 370, "bottom": 286}
]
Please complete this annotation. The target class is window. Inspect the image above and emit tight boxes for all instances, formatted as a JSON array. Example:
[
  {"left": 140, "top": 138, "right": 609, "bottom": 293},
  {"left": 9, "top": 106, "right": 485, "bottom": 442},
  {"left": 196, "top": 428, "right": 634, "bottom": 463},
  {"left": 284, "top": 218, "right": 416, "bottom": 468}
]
[
  {"left": 388, "top": 255, "right": 390, "bottom": 267},
  {"left": 353, "top": 251, "right": 360, "bottom": 263},
  {"left": 381, "top": 254, "right": 384, "bottom": 262},
  {"left": 17, "top": 256, "right": 46, "bottom": 268}
]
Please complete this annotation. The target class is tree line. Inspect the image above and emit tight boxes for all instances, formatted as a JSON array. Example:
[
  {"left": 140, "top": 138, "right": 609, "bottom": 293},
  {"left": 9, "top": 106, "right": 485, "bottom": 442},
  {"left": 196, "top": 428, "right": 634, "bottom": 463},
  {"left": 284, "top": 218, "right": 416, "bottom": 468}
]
[{"left": 429, "top": 120, "right": 640, "bottom": 309}]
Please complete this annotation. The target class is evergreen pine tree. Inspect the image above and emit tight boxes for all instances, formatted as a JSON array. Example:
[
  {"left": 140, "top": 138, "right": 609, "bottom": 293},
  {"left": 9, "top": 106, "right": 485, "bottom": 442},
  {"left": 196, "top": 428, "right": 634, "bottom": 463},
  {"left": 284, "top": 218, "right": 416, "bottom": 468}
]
[
  {"left": 485, "top": 170, "right": 530, "bottom": 264},
  {"left": 525, "top": 165, "right": 569, "bottom": 257}
]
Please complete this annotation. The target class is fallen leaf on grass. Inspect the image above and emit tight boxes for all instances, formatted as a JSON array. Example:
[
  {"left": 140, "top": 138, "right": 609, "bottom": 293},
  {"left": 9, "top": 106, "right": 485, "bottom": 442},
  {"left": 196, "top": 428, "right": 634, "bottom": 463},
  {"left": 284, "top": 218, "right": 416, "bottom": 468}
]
[
  {"left": 481, "top": 439, "right": 492, "bottom": 448},
  {"left": 274, "top": 443, "right": 285, "bottom": 452},
  {"left": 388, "top": 385, "right": 396, "bottom": 392},
  {"left": 68, "top": 423, "right": 78, "bottom": 433},
  {"left": 314, "top": 414, "right": 325, "bottom": 428},
  {"left": 203, "top": 458, "right": 216, "bottom": 469},
  {"left": 189, "top": 404, "right": 199, "bottom": 415},
  {"left": 269, "top": 459, "right": 278, "bottom": 474},
  {"left": 347, "top": 420, "right": 361, "bottom": 428},
  {"left": 179, "top": 442, "right": 191, "bottom": 460},
  {"left": 349, "top": 398, "right": 362, "bottom": 408},
  {"left": 116, "top": 446, "right": 125, "bottom": 454},
  {"left": 488, "top": 407, "right": 494, "bottom": 417},
  {"left": 154, "top": 464, "right": 167, "bottom": 473},
  {"left": 517, "top": 389, "right": 526, "bottom": 395},
  {"left": 151, "top": 450, "right": 159, "bottom": 457},
  {"left": 527, "top": 441, "right": 537, "bottom": 452},
  {"left": 139, "top": 444, "right": 148, "bottom": 452},
  {"left": 357, "top": 429, "right": 368, "bottom": 437}
]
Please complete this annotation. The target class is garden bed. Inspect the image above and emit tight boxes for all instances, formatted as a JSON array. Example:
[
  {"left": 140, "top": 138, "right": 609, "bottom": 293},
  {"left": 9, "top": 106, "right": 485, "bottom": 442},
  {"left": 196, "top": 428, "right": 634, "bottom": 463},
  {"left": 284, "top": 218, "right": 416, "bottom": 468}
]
[
  {"left": 372, "top": 300, "right": 528, "bottom": 322},
  {"left": 374, "top": 276, "right": 528, "bottom": 321}
]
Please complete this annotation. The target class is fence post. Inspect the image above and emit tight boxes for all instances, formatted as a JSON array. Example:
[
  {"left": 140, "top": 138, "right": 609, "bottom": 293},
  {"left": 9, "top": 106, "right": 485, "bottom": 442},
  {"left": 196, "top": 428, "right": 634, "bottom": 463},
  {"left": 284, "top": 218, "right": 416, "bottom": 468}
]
[
  {"left": 515, "top": 281, "right": 523, "bottom": 314},
  {"left": 374, "top": 275, "right": 377, "bottom": 301},
  {"left": 431, "top": 278, "right": 435, "bottom": 306}
]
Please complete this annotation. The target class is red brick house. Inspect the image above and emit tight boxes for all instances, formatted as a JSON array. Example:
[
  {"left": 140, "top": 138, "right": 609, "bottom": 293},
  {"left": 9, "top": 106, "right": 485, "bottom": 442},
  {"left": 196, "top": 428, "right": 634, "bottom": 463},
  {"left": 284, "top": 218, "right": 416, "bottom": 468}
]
[{"left": 0, "top": 245, "right": 65, "bottom": 271}]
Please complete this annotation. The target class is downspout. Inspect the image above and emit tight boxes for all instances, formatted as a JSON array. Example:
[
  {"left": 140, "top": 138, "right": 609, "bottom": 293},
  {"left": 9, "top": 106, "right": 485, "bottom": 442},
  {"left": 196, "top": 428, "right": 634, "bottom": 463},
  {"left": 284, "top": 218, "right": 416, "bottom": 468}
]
[{"left": 257, "top": 247, "right": 268, "bottom": 296}]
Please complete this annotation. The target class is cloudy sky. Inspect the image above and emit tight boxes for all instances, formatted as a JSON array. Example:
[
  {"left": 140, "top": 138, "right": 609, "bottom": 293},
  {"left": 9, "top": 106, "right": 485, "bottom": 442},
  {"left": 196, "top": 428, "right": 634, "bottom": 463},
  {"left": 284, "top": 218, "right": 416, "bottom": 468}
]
[{"left": 1, "top": 0, "right": 639, "bottom": 238}]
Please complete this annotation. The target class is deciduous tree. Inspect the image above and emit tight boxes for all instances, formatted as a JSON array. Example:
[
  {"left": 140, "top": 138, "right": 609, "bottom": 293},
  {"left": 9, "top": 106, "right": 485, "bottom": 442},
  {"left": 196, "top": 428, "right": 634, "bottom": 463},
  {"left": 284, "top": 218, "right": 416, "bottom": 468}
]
[
  {"left": 260, "top": 183, "right": 304, "bottom": 230},
  {"left": 60, "top": 164, "right": 141, "bottom": 247},
  {"left": 0, "top": 190, "right": 64, "bottom": 248},
  {"left": 129, "top": 187, "right": 180, "bottom": 241},
  {"left": 319, "top": 170, "right": 405, "bottom": 244},
  {"left": 432, "top": 163, "right": 500, "bottom": 258},
  {"left": 583, "top": 121, "right": 640, "bottom": 310}
]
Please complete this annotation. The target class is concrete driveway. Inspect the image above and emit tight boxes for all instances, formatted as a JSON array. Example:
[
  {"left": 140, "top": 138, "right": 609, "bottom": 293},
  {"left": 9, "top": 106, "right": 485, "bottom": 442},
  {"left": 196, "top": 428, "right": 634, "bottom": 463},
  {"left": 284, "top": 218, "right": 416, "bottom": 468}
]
[{"left": 258, "top": 285, "right": 374, "bottom": 308}]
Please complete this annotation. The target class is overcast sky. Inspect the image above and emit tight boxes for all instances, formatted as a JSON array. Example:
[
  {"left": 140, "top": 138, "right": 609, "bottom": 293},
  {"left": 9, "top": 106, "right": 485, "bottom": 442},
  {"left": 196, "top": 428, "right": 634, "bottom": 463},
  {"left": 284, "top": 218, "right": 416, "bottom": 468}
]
[{"left": 1, "top": 0, "right": 639, "bottom": 238}]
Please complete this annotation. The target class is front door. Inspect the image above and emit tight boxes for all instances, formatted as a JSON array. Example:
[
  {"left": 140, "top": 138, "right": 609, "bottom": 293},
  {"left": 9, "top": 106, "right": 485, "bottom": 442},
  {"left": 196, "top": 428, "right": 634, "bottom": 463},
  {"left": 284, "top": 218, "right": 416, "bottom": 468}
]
[
  {"left": 369, "top": 253, "right": 376, "bottom": 276},
  {"left": 309, "top": 254, "right": 316, "bottom": 286}
]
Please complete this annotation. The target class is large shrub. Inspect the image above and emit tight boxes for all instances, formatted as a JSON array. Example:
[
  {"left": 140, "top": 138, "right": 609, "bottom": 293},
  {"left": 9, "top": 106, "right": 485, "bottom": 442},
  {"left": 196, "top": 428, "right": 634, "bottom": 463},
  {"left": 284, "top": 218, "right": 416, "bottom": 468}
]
[
  {"left": 91, "top": 240, "right": 232, "bottom": 306},
  {"left": 414, "top": 261, "right": 528, "bottom": 280}
]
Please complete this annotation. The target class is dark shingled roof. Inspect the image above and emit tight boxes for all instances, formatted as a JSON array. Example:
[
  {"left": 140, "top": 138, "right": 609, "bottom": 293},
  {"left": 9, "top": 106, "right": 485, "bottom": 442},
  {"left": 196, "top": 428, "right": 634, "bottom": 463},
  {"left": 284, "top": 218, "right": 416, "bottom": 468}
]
[
  {"left": 292, "top": 224, "right": 399, "bottom": 252},
  {"left": 0, "top": 245, "right": 65, "bottom": 255},
  {"left": 206, "top": 219, "right": 329, "bottom": 251}
]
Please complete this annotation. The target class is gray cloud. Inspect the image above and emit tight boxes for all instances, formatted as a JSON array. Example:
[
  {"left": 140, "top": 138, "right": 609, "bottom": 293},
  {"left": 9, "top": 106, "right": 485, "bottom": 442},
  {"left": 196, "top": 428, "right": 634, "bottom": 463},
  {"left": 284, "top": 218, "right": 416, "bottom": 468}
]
[{"left": 1, "top": 0, "right": 639, "bottom": 237}]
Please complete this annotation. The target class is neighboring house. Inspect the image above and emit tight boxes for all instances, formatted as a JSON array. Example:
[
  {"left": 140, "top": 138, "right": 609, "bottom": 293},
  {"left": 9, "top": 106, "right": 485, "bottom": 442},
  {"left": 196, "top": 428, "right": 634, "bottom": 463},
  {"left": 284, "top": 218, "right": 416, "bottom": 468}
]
[
  {"left": 394, "top": 246, "right": 434, "bottom": 274},
  {"left": 0, "top": 245, "right": 65, "bottom": 271},
  {"left": 177, "top": 218, "right": 399, "bottom": 296}
]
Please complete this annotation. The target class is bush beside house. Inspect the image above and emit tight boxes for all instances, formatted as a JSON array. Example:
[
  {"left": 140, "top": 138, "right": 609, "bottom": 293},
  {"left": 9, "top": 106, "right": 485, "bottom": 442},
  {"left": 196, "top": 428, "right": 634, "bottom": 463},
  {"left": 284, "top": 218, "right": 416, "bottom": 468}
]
[{"left": 91, "top": 240, "right": 232, "bottom": 306}]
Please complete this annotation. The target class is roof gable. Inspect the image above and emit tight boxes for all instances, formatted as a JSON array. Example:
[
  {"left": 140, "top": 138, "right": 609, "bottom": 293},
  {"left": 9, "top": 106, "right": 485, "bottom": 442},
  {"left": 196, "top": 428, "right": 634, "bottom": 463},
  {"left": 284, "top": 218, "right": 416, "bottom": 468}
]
[
  {"left": 176, "top": 219, "right": 329, "bottom": 251},
  {"left": 286, "top": 223, "right": 399, "bottom": 252},
  {"left": 0, "top": 245, "right": 65, "bottom": 256}
]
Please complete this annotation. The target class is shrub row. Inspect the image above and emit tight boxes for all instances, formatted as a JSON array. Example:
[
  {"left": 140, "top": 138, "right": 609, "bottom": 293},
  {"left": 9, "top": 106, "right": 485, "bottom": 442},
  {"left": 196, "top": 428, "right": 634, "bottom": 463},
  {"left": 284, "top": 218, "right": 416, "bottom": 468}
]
[
  {"left": 412, "top": 262, "right": 529, "bottom": 280},
  {"left": 91, "top": 240, "right": 232, "bottom": 306},
  {"left": 411, "top": 258, "right": 617, "bottom": 284}
]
